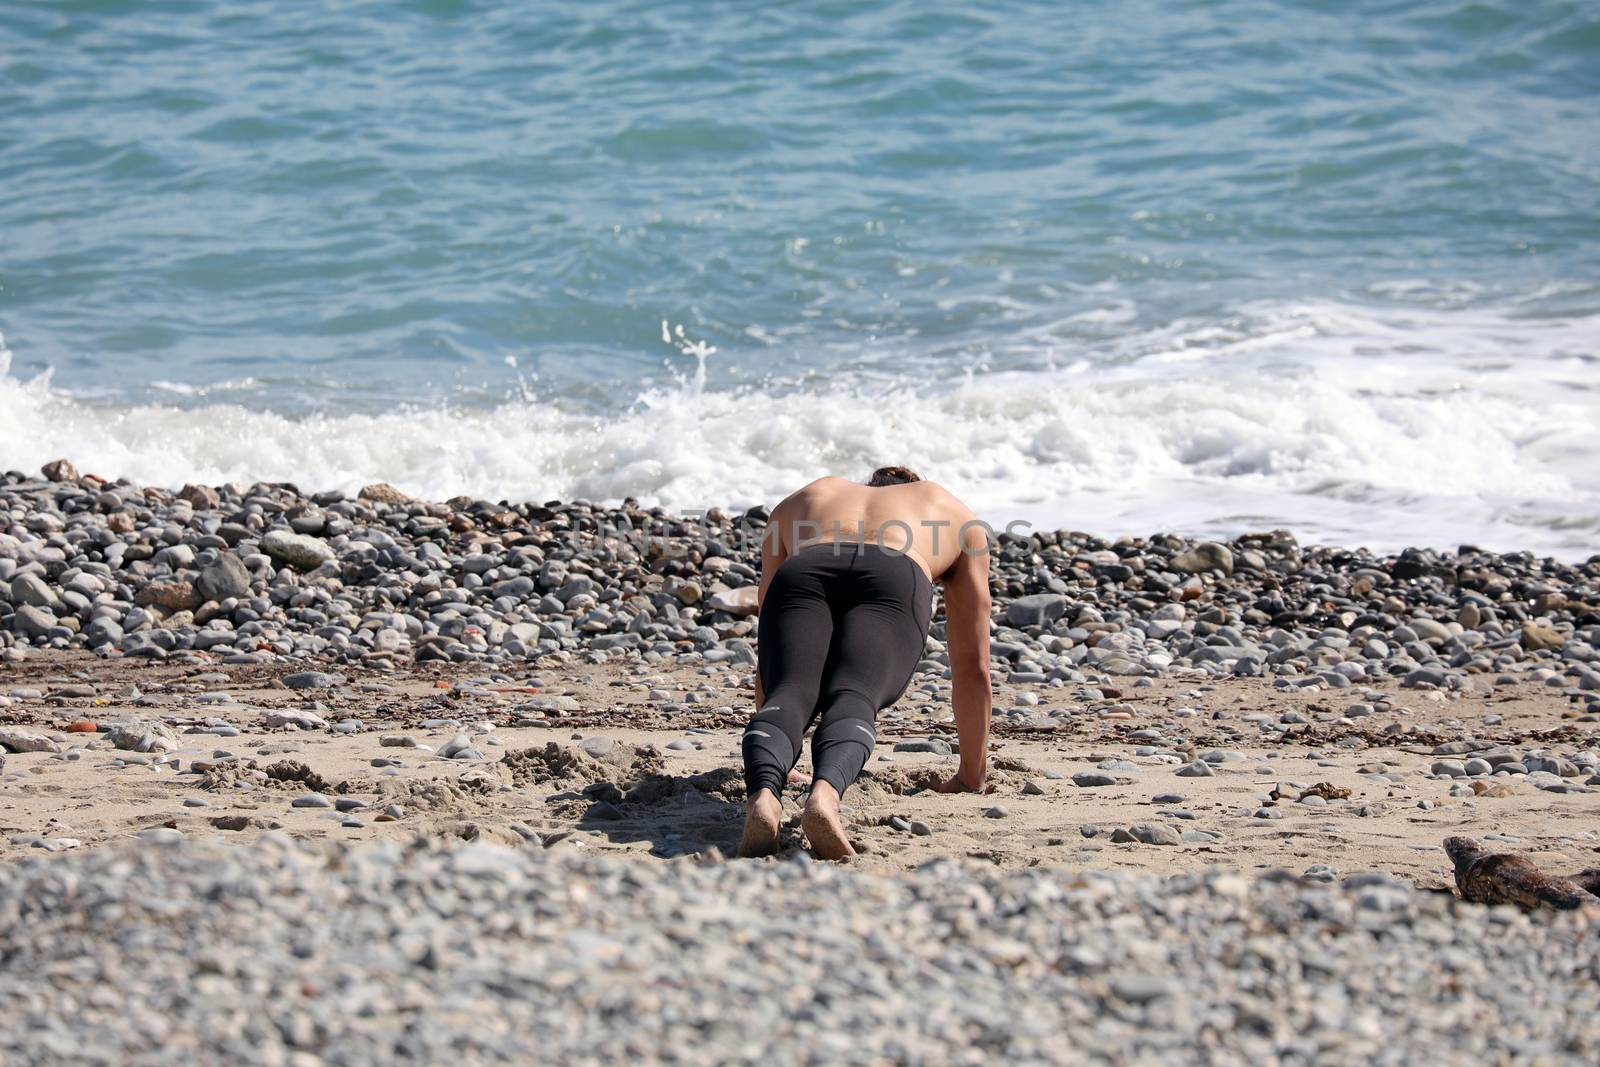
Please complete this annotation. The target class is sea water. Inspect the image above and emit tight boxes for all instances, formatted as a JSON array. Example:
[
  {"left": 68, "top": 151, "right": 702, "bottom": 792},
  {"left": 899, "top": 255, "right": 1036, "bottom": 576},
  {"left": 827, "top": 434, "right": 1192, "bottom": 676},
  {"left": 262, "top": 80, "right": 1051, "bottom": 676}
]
[{"left": 2, "top": 1, "right": 1596, "bottom": 554}]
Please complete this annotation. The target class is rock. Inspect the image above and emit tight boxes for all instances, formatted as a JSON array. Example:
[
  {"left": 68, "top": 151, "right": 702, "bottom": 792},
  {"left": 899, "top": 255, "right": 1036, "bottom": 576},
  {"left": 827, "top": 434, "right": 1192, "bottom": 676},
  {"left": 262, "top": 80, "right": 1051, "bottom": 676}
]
[
  {"left": 579, "top": 737, "right": 615, "bottom": 758},
  {"left": 1094, "top": 652, "right": 1148, "bottom": 676},
  {"left": 261, "top": 709, "right": 329, "bottom": 731},
  {"left": 9, "top": 573, "right": 57, "bottom": 608},
  {"left": 1520, "top": 624, "right": 1563, "bottom": 652},
  {"left": 0, "top": 727, "right": 60, "bottom": 753},
  {"left": 439, "top": 734, "right": 484, "bottom": 760},
  {"left": 136, "top": 580, "right": 203, "bottom": 612},
  {"left": 86, "top": 617, "right": 124, "bottom": 647},
  {"left": 1005, "top": 594, "right": 1068, "bottom": 628},
  {"left": 1109, "top": 974, "right": 1177, "bottom": 1003},
  {"left": 260, "top": 530, "right": 335, "bottom": 570},
  {"left": 1129, "top": 823, "right": 1181, "bottom": 846},
  {"left": 1402, "top": 667, "right": 1449, "bottom": 689},
  {"left": 492, "top": 576, "right": 536, "bottom": 599},
  {"left": 176, "top": 483, "right": 220, "bottom": 509},
  {"left": 707, "top": 587, "right": 759, "bottom": 617},
  {"left": 41, "top": 458, "right": 79, "bottom": 482},
  {"left": 984, "top": 806, "right": 1010, "bottom": 819},
  {"left": 196, "top": 553, "right": 251, "bottom": 602},
  {"left": 1533, "top": 592, "right": 1567, "bottom": 614},
  {"left": 1170, "top": 542, "right": 1233, "bottom": 575},
  {"left": 1072, "top": 772, "right": 1118, "bottom": 788},
  {"left": 135, "top": 827, "right": 183, "bottom": 844},
  {"left": 291, "top": 794, "right": 333, "bottom": 809},
  {"left": 35, "top": 837, "right": 82, "bottom": 852},
  {"left": 1175, "top": 760, "right": 1214, "bottom": 778},
  {"left": 893, "top": 739, "right": 952, "bottom": 756},
  {"left": 282, "top": 672, "right": 338, "bottom": 690},
  {"left": 105, "top": 720, "right": 179, "bottom": 753},
  {"left": 359, "top": 483, "right": 410, "bottom": 504},
  {"left": 13, "top": 604, "right": 58, "bottom": 639},
  {"left": 1409, "top": 618, "right": 1452, "bottom": 644}
]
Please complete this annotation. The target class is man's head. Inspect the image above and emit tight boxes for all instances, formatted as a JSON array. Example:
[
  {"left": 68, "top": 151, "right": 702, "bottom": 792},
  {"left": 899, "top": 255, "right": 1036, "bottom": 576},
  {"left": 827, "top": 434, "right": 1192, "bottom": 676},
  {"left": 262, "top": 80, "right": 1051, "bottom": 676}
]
[{"left": 866, "top": 465, "right": 921, "bottom": 487}]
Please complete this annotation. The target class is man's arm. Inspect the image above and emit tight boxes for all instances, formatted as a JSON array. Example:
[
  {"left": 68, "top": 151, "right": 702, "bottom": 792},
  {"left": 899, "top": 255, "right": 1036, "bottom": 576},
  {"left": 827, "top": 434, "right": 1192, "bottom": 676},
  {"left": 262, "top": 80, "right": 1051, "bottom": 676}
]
[{"left": 935, "top": 519, "right": 993, "bottom": 793}]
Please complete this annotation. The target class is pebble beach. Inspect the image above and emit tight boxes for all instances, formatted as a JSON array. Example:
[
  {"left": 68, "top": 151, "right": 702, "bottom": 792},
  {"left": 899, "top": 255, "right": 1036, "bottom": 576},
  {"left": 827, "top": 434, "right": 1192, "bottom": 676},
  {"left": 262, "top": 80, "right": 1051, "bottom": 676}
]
[
  {"left": 2, "top": 460, "right": 1598, "bottom": 1065},
  {"left": 8, "top": 0, "right": 1600, "bottom": 1061}
]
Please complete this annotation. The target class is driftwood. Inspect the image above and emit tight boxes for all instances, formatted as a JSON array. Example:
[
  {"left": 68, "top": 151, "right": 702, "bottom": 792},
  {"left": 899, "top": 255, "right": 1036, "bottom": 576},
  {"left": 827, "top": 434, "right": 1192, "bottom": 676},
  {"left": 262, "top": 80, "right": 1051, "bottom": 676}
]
[{"left": 1444, "top": 837, "right": 1600, "bottom": 911}]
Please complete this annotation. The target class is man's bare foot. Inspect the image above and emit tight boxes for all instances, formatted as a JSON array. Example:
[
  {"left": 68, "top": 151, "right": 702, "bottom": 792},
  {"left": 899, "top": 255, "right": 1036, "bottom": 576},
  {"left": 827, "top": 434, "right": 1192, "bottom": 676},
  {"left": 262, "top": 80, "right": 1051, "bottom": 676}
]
[
  {"left": 738, "top": 788, "right": 783, "bottom": 858},
  {"left": 786, "top": 766, "right": 811, "bottom": 786},
  {"left": 801, "top": 780, "right": 855, "bottom": 860}
]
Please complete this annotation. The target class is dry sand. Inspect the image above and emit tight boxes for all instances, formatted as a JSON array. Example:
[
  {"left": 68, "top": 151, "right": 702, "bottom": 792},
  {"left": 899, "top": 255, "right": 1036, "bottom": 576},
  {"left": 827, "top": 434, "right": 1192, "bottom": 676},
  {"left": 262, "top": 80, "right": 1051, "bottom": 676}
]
[{"left": 3, "top": 651, "right": 1597, "bottom": 892}]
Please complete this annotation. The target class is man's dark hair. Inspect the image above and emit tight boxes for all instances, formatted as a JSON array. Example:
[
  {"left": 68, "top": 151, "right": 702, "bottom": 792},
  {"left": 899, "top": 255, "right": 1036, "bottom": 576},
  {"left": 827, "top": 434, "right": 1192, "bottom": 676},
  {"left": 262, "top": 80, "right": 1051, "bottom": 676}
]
[{"left": 867, "top": 465, "right": 922, "bottom": 487}]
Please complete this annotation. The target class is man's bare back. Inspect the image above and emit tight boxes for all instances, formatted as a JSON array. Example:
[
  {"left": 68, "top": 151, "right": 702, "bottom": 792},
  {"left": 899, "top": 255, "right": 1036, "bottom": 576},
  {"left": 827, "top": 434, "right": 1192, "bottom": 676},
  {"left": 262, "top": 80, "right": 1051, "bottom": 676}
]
[{"left": 764, "top": 475, "right": 983, "bottom": 582}]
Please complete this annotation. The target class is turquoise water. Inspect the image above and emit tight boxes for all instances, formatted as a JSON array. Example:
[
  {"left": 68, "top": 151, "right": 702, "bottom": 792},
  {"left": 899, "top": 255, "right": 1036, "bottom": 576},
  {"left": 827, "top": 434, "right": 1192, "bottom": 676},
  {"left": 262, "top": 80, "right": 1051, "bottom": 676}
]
[{"left": 2, "top": 1, "right": 1598, "bottom": 552}]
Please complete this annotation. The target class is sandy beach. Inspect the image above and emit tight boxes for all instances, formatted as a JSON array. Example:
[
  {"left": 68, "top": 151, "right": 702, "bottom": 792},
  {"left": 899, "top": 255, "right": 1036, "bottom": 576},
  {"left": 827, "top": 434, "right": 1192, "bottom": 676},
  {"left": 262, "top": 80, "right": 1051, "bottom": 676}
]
[{"left": 3, "top": 648, "right": 1599, "bottom": 890}]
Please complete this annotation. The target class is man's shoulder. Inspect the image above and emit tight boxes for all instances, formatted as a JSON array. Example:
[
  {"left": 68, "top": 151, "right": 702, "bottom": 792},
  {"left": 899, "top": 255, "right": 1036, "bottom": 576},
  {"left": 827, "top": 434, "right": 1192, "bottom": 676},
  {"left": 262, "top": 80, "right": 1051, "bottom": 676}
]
[
  {"left": 912, "top": 479, "right": 972, "bottom": 514},
  {"left": 781, "top": 476, "right": 845, "bottom": 504}
]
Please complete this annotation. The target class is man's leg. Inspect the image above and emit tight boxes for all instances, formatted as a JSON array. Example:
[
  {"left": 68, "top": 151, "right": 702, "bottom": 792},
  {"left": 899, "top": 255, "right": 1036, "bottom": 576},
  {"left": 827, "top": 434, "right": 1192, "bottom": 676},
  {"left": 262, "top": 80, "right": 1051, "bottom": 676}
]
[
  {"left": 739, "top": 564, "right": 832, "bottom": 856},
  {"left": 803, "top": 596, "right": 925, "bottom": 859}
]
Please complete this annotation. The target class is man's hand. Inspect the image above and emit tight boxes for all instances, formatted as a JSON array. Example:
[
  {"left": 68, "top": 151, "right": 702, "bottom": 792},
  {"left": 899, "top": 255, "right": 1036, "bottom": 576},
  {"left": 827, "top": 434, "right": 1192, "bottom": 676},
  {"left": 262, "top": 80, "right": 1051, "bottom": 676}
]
[{"left": 933, "top": 769, "right": 991, "bottom": 795}]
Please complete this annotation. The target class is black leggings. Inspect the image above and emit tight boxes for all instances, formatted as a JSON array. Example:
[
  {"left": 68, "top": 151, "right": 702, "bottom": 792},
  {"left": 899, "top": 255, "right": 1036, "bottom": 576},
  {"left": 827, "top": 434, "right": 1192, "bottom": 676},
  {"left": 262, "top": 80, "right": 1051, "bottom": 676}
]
[{"left": 743, "top": 541, "right": 933, "bottom": 799}]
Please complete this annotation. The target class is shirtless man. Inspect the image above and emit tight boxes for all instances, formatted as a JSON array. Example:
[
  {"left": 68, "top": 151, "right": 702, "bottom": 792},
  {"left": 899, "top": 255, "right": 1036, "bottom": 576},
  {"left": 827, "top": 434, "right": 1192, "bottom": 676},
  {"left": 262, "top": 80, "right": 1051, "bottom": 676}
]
[{"left": 738, "top": 466, "right": 994, "bottom": 859}]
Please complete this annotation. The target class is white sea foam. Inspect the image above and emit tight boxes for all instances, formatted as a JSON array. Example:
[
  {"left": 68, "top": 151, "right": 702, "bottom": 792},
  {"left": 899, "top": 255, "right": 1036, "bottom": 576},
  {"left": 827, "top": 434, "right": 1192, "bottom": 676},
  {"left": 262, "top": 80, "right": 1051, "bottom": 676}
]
[{"left": 1, "top": 300, "right": 1595, "bottom": 557}]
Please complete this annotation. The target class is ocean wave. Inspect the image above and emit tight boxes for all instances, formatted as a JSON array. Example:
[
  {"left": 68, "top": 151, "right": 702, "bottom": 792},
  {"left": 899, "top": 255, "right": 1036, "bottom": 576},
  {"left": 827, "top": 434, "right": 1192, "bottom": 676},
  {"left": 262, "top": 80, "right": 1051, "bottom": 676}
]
[{"left": 1, "top": 298, "right": 1596, "bottom": 557}]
